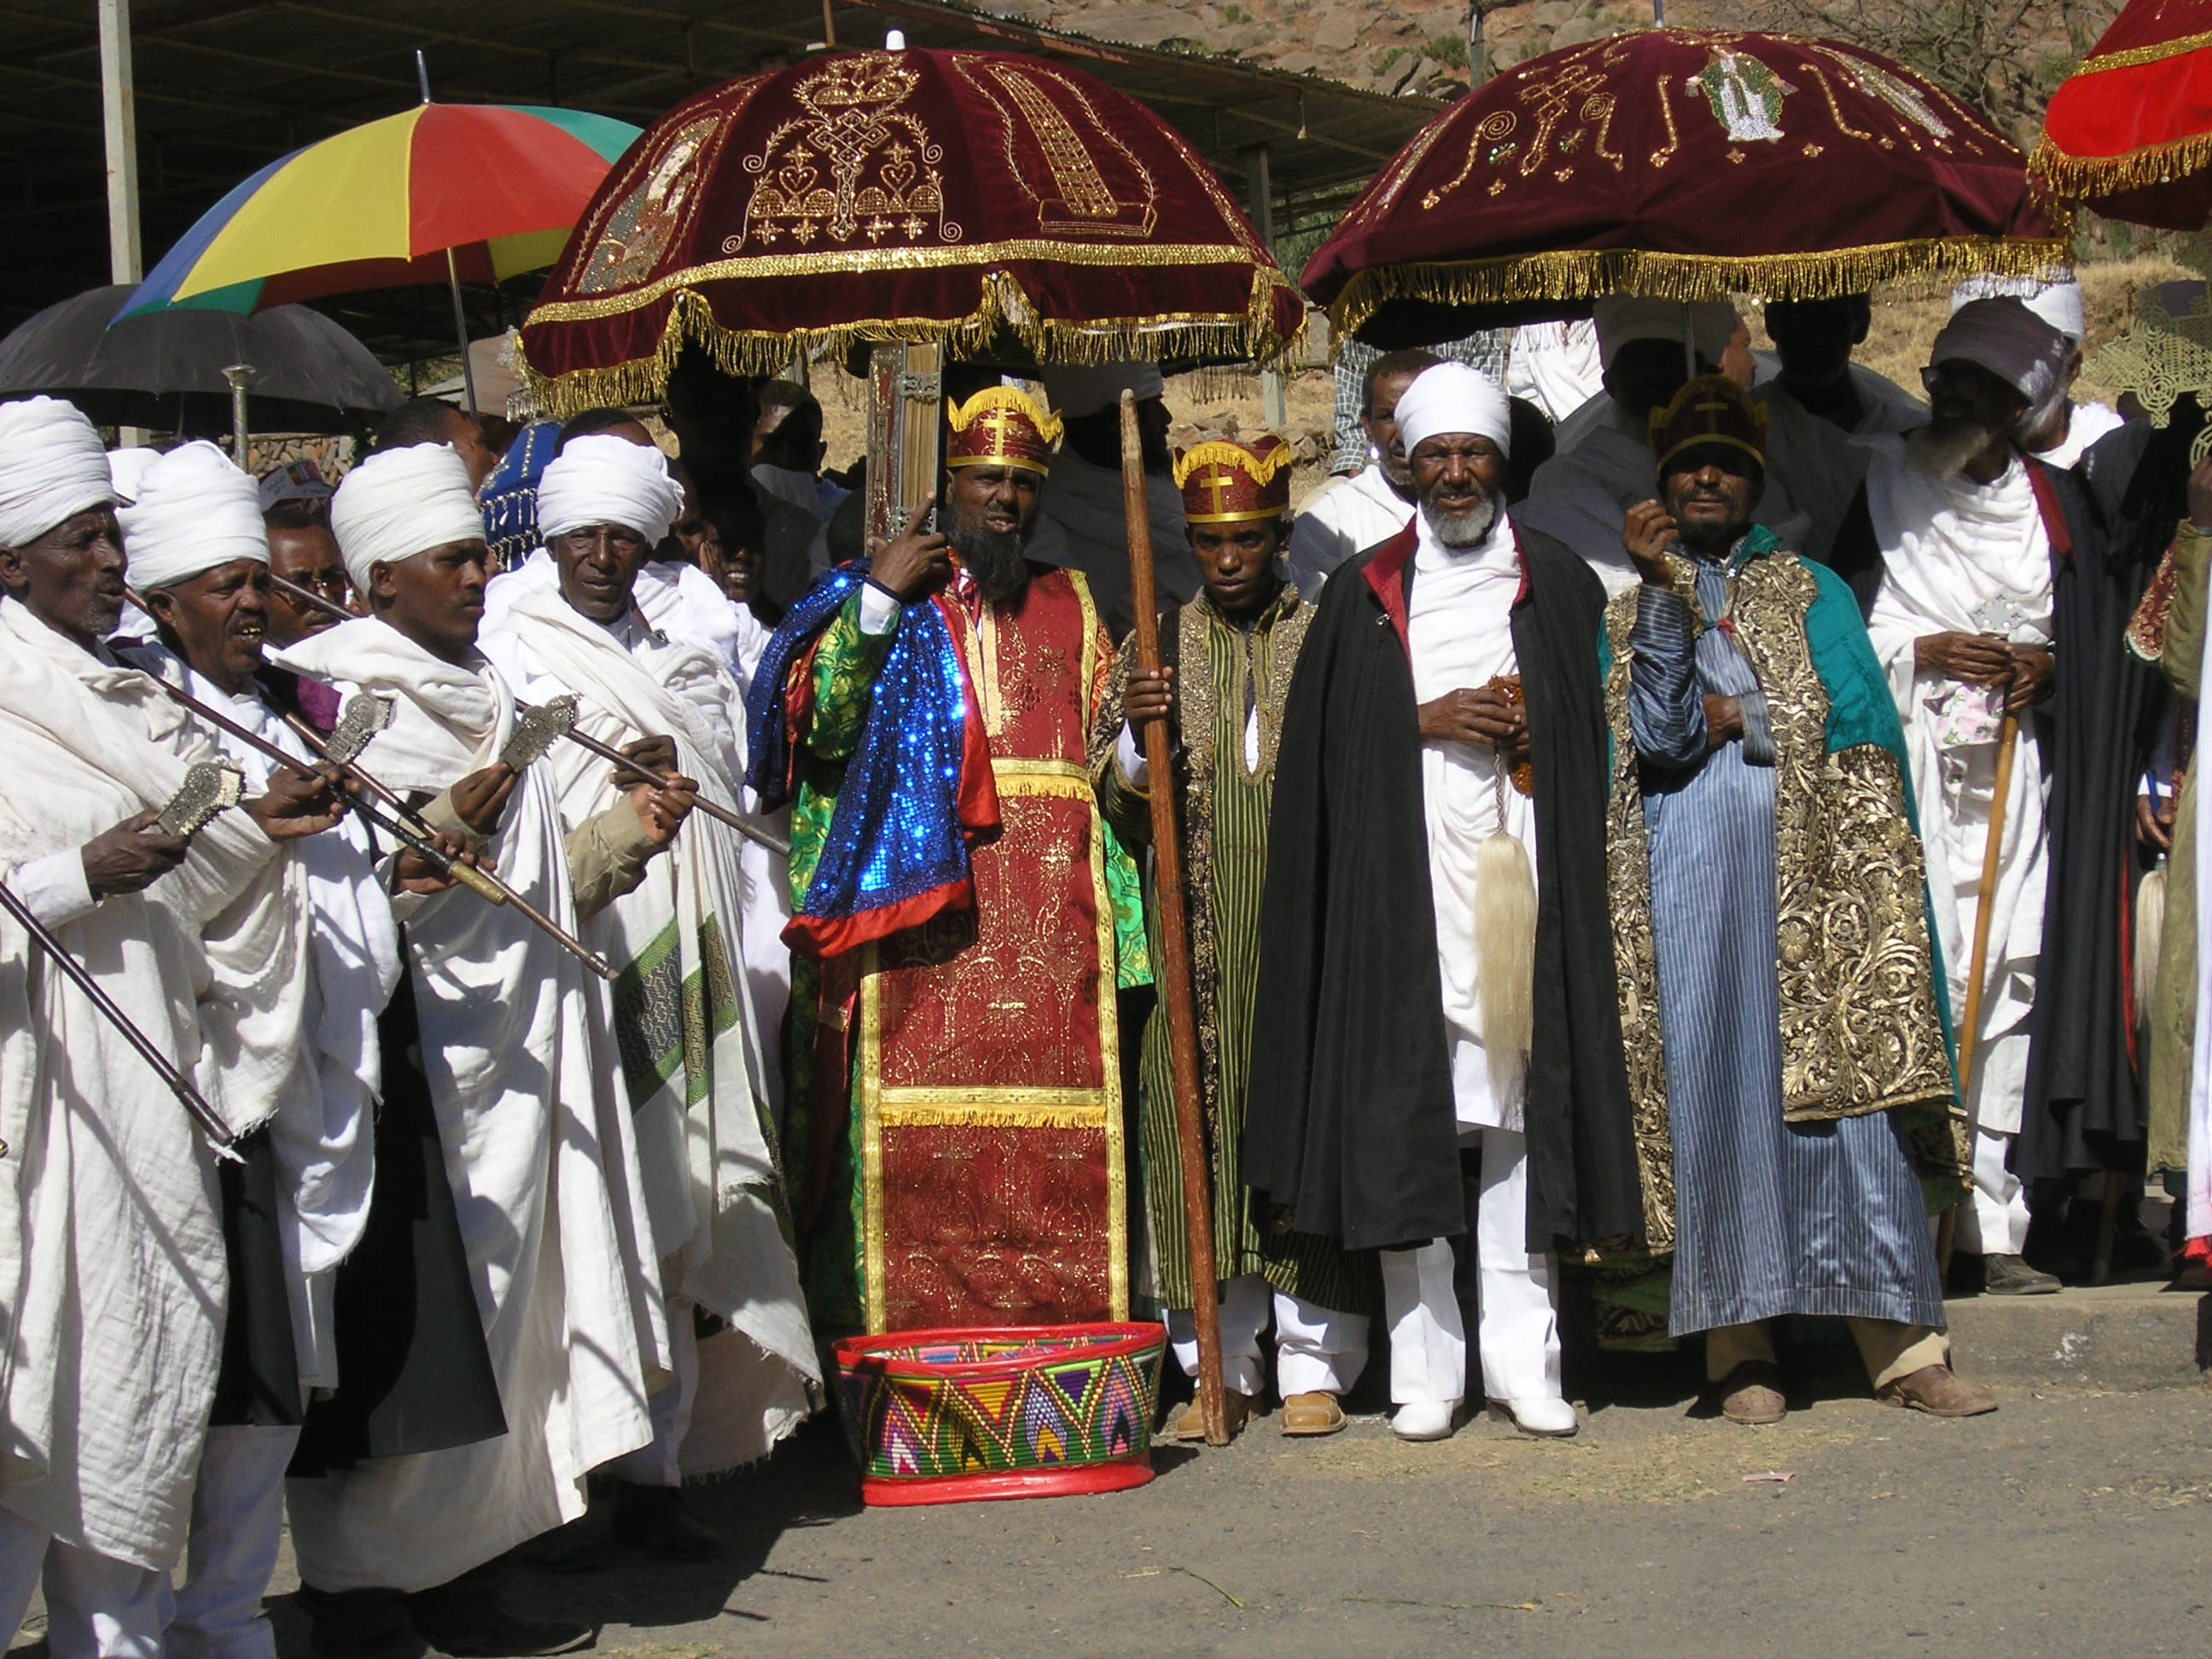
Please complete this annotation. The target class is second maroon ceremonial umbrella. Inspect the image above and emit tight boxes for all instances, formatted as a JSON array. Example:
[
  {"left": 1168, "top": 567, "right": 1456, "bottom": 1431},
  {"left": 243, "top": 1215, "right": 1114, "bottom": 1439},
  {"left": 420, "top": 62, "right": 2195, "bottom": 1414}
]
[
  {"left": 516, "top": 45, "right": 1302, "bottom": 413},
  {"left": 1303, "top": 29, "right": 2067, "bottom": 343}
]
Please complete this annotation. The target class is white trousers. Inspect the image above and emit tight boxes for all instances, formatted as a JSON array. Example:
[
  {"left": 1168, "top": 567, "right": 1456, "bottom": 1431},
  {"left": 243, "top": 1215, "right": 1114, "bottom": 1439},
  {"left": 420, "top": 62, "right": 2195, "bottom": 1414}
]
[
  {"left": 0, "top": 1509, "right": 166, "bottom": 1659},
  {"left": 605, "top": 1295, "right": 698, "bottom": 1488},
  {"left": 1163, "top": 1275, "right": 1369, "bottom": 1398},
  {"left": 1381, "top": 1126, "right": 1562, "bottom": 1406},
  {"left": 160, "top": 1424, "right": 302, "bottom": 1659},
  {"left": 1958, "top": 1127, "right": 2032, "bottom": 1255}
]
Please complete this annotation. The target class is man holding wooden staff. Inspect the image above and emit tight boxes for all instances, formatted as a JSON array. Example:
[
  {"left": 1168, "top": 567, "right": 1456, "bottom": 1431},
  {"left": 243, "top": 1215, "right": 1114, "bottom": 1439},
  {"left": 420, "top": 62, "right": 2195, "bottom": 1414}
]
[
  {"left": 1833, "top": 298, "right": 2077, "bottom": 1297},
  {"left": 1097, "top": 434, "right": 1373, "bottom": 1442},
  {"left": 480, "top": 433, "right": 818, "bottom": 1561},
  {"left": 1247, "top": 364, "right": 1632, "bottom": 1444},
  {"left": 273, "top": 441, "right": 690, "bottom": 1659},
  {"left": 0, "top": 398, "right": 341, "bottom": 1659}
]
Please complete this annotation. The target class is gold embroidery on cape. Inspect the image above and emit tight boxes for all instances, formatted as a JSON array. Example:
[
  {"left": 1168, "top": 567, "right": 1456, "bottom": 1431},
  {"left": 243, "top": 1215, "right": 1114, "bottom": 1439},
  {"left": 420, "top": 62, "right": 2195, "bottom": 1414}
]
[
  {"left": 1601, "top": 554, "right": 1969, "bottom": 1253},
  {"left": 578, "top": 114, "right": 720, "bottom": 293},
  {"left": 730, "top": 53, "right": 956, "bottom": 255}
]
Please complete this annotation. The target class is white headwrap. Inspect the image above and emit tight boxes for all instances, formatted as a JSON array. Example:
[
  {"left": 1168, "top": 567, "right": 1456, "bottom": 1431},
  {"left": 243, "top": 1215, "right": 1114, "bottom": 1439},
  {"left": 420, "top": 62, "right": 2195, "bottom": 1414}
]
[
  {"left": 1039, "top": 361, "right": 1165, "bottom": 417},
  {"left": 107, "top": 446, "right": 163, "bottom": 507},
  {"left": 0, "top": 397, "right": 114, "bottom": 549},
  {"left": 535, "top": 434, "right": 684, "bottom": 547},
  {"left": 1930, "top": 297, "right": 2071, "bottom": 412},
  {"left": 1953, "top": 273, "right": 2086, "bottom": 344},
  {"left": 1393, "top": 361, "right": 1513, "bottom": 458},
  {"left": 330, "top": 442, "right": 486, "bottom": 593},
  {"left": 118, "top": 441, "right": 269, "bottom": 592},
  {"left": 1592, "top": 297, "right": 1739, "bottom": 373}
]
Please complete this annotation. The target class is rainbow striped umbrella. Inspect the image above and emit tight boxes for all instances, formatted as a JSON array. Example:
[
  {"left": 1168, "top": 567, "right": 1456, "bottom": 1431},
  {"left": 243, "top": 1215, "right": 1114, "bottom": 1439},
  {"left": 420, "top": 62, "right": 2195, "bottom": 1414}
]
[{"left": 116, "top": 103, "right": 639, "bottom": 323}]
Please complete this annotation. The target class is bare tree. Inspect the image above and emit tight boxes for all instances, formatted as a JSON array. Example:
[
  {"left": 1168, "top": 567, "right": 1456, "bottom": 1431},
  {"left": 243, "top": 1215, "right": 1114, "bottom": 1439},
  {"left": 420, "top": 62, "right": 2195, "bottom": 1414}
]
[{"left": 1765, "top": 0, "right": 2123, "bottom": 143}]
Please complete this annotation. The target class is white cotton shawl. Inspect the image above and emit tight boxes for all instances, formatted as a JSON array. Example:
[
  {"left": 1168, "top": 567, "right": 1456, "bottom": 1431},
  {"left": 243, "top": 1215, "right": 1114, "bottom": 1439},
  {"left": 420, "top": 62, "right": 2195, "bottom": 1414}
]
[
  {"left": 1863, "top": 439, "right": 2053, "bottom": 1133},
  {"left": 0, "top": 597, "right": 293, "bottom": 1570},
  {"left": 481, "top": 582, "right": 818, "bottom": 1471},
  {"left": 118, "top": 441, "right": 269, "bottom": 592},
  {"left": 125, "top": 642, "right": 401, "bottom": 1387},
  {"left": 329, "top": 443, "right": 485, "bottom": 595},
  {"left": 0, "top": 398, "right": 113, "bottom": 548},
  {"left": 271, "top": 614, "right": 667, "bottom": 1592},
  {"left": 534, "top": 434, "right": 684, "bottom": 547}
]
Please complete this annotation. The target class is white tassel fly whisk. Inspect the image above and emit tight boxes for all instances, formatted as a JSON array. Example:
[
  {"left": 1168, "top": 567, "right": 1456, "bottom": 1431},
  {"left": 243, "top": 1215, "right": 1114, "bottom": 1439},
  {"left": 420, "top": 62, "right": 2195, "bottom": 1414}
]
[{"left": 1475, "top": 763, "right": 1537, "bottom": 1104}]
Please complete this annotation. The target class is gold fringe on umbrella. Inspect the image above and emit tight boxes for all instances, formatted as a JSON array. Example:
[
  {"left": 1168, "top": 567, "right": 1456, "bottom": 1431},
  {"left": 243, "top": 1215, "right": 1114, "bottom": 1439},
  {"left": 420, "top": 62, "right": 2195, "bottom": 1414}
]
[
  {"left": 518, "top": 268, "right": 1305, "bottom": 419},
  {"left": 1325, "top": 233, "right": 2075, "bottom": 341},
  {"left": 2029, "top": 130, "right": 2212, "bottom": 203}
]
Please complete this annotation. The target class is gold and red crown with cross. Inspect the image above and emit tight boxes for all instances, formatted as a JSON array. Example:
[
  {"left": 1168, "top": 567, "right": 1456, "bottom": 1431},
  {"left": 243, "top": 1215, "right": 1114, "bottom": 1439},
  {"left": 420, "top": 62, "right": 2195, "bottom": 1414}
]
[
  {"left": 945, "top": 387, "right": 1062, "bottom": 474},
  {"left": 1173, "top": 435, "right": 1293, "bottom": 525},
  {"left": 1649, "top": 374, "right": 1768, "bottom": 478}
]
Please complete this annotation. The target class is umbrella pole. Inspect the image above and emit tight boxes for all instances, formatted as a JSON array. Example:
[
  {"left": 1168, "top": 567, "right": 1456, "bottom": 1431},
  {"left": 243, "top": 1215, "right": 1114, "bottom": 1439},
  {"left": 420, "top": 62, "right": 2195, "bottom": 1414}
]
[
  {"left": 222, "top": 363, "right": 253, "bottom": 465},
  {"left": 445, "top": 247, "right": 480, "bottom": 421},
  {"left": 1120, "top": 387, "right": 1229, "bottom": 1447}
]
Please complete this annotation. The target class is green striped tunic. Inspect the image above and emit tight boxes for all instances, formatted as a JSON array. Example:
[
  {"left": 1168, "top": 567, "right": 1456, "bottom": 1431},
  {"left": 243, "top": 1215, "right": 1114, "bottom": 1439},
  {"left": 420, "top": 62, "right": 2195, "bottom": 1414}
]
[{"left": 1098, "top": 587, "right": 1373, "bottom": 1314}]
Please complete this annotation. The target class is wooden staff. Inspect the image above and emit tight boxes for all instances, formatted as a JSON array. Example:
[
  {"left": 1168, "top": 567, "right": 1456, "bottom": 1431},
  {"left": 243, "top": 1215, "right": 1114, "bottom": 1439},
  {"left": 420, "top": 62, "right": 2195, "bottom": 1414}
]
[
  {"left": 1120, "top": 388, "right": 1228, "bottom": 1446},
  {"left": 0, "top": 880, "right": 236, "bottom": 1155},
  {"left": 542, "top": 716, "right": 791, "bottom": 858},
  {"left": 1939, "top": 705, "right": 2021, "bottom": 1274},
  {"left": 138, "top": 670, "right": 616, "bottom": 982}
]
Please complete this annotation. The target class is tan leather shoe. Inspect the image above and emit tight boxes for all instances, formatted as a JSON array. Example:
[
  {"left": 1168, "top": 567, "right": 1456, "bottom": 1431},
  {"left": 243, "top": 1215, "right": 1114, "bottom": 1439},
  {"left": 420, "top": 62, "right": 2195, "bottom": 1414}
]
[
  {"left": 1715, "top": 1360, "right": 1787, "bottom": 1425},
  {"left": 1172, "top": 1389, "right": 1253, "bottom": 1441},
  {"left": 1278, "top": 1391, "right": 1348, "bottom": 1437},
  {"left": 1877, "top": 1363, "right": 1997, "bottom": 1417}
]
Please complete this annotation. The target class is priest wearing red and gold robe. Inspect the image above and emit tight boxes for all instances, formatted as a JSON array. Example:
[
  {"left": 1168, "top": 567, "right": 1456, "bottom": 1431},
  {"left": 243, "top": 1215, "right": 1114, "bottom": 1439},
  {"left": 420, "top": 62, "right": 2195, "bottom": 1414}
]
[{"left": 752, "top": 387, "right": 1148, "bottom": 1334}]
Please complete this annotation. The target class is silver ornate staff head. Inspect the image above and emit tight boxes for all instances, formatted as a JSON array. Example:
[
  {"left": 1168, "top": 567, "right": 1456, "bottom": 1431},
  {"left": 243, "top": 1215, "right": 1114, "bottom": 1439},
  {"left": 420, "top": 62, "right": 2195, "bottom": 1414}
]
[
  {"left": 323, "top": 694, "right": 396, "bottom": 767},
  {"left": 158, "top": 760, "right": 245, "bottom": 838},
  {"left": 502, "top": 695, "right": 579, "bottom": 770}
]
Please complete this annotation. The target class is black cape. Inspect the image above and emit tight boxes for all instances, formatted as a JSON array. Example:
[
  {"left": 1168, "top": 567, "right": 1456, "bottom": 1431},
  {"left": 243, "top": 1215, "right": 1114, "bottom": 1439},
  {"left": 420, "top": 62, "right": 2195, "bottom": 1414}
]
[
  {"left": 1829, "top": 455, "right": 2155, "bottom": 1179},
  {"left": 1243, "top": 521, "right": 1639, "bottom": 1253}
]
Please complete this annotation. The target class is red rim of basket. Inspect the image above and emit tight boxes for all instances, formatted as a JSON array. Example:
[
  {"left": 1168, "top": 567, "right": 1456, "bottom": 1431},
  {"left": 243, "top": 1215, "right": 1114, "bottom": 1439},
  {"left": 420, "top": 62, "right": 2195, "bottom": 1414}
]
[{"left": 831, "top": 1322, "right": 1164, "bottom": 1382}]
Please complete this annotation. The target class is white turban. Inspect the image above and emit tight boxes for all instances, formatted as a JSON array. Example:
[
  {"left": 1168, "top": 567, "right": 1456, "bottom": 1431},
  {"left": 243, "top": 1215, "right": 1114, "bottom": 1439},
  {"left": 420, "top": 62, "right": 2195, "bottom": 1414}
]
[
  {"left": 330, "top": 442, "right": 486, "bottom": 593},
  {"left": 1393, "top": 361, "right": 1513, "bottom": 458},
  {"left": 1592, "top": 297, "right": 1739, "bottom": 374},
  {"left": 0, "top": 396, "right": 114, "bottom": 549},
  {"left": 107, "top": 446, "right": 163, "bottom": 507},
  {"left": 1930, "top": 297, "right": 2071, "bottom": 410},
  {"left": 119, "top": 441, "right": 268, "bottom": 592},
  {"left": 535, "top": 434, "right": 684, "bottom": 548},
  {"left": 1040, "top": 361, "right": 1165, "bottom": 417},
  {"left": 1953, "top": 273, "right": 2085, "bottom": 344}
]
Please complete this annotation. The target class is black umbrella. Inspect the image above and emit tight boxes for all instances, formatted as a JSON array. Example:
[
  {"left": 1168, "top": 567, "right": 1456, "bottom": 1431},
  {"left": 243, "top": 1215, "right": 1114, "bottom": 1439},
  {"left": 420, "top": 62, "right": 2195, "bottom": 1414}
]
[{"left": 0, "top": 286, "right": 402, "bottom": 436}]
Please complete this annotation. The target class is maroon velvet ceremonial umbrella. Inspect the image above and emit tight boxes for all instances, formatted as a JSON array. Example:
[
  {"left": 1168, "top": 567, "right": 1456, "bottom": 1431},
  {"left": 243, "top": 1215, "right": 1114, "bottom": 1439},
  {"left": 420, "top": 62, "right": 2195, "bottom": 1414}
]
[
  {"left": 515, "top": 44, "right": 1303, "bottom": 413},
  {"left": 1302, "top": 28, "right": 2068, "bottom": 344},
  {"left": 2030, "top": 0, "right": 2212, "bottom": 229}
]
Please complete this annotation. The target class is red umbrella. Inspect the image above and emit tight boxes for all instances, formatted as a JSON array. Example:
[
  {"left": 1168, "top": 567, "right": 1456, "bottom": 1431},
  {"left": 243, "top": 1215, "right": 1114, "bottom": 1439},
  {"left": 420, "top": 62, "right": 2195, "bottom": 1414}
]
[
  {"left": 516, "top": 45, "right": 1302, "bottom": 414},
  {"left": 2031, "top": 0, "right": 2212, "bottom": 229},
  {"left": 1302, "top": 29, "right": 2065, "bottom": 343}
]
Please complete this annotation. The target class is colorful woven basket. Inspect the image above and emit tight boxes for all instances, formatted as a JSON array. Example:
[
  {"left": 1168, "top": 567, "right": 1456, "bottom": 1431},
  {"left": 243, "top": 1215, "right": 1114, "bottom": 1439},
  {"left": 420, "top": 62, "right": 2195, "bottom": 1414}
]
[{"left": 831, "top": 1323, "right": 1164, "bottom": 1507}]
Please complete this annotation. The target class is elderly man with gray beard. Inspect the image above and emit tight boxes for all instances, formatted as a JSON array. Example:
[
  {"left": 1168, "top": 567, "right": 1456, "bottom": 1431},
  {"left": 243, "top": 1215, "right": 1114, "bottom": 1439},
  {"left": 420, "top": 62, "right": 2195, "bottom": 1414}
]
[
  {"left": 1248, "top": 364, "right": 1638, "bottom": 1444},
  {"left": 1829, "top": 297, "right": 2124, "bottom": 1298}
]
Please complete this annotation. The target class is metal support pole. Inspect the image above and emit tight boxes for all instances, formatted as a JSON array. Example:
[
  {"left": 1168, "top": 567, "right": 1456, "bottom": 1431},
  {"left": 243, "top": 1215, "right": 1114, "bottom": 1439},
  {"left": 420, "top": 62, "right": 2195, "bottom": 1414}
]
[
  {"left": 222, "top": 364, "right": 254, "bottom": 465},
  {"left": 1246, "top": 145, "right": 1288, "bottom": 430},
  {"left": 98, "top": 0, "right": 142, "bottom": 286},
  {"left": 1468, "top": 1, "right": 1491, "bottom": 86}
]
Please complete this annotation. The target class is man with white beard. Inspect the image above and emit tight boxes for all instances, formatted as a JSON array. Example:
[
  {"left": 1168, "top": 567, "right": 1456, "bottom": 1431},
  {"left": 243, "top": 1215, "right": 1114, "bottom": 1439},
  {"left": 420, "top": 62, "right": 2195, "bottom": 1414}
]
[
  {"left": 271, "top": 442, "right": 693, "bottom": 1659},
  {"left": 480, "top": 434, "right": 818, "bottom": 1561},
  {"left": 1831, "top": 298, "right": 2088, "bottom": 1296},
  {"left": 119, "top": 442, "right": 406, "bottom": 1659},
  {"left": 0, "top": 398, "right": 341, "bottom": 1659},
  {"left": 1248, "top": 364, "right": 1638, "bottom": 1442}
]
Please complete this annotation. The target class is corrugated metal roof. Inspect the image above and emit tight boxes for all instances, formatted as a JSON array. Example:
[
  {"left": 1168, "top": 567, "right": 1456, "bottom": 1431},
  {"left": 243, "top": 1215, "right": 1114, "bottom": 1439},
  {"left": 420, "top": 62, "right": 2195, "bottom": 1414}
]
[{"left": 0, "top": 0, "right": 1438, "bottom": 360}]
